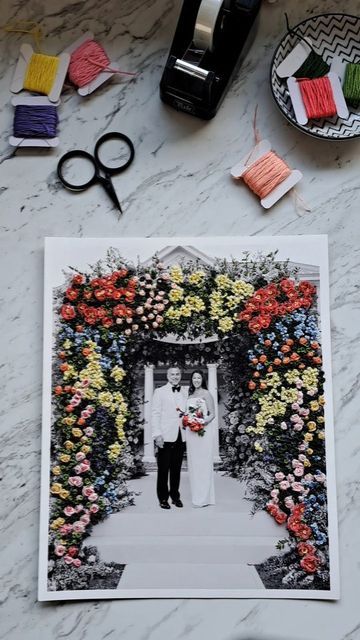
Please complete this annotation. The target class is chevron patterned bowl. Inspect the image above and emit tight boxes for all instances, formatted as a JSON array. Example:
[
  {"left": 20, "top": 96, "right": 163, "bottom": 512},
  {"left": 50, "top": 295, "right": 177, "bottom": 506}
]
[{"left": 270, "top": 13, "right": 360, "bottom": 140}]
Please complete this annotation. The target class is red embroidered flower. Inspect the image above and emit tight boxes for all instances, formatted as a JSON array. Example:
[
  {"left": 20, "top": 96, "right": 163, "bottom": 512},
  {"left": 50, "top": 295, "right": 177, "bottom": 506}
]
[
  {"left": 300, "top": 554, "right": 319, "bottom": 573},
  {"left": 297, "top": 542, "right": 316, "bottom": 556},
  {"left": 61, "top": 304, "right": 76, "bottom": 320},
  {"left": 72, "top": 274, "right": 84, "bottom": 286},
  {"left": 65, "top": 287, "right": 79, "bottom": 301}
]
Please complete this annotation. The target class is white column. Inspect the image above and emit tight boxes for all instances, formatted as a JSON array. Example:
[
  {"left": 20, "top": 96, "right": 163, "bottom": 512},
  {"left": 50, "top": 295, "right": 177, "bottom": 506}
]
[
  {"left": 207, "top": 363, "right": 221, "bottom": 462},
  {"left": 143, "top": 364, "right": 156, "bottom": 463}
]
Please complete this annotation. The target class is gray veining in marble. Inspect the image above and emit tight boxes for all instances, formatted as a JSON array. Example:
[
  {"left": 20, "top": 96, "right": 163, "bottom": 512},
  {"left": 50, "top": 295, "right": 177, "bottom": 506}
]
[{"left": 0, "top": 0, "right": 360, "bottom": 638}]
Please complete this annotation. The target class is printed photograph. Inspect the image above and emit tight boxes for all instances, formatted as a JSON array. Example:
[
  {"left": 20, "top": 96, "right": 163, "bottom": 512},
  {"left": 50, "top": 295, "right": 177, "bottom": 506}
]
[{"left": 39, "top": 236, "right": 339, "bottom": 600}]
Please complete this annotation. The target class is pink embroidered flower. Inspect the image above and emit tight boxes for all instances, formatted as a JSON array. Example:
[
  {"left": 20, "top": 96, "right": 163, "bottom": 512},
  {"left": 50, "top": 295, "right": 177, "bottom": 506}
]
[
  {"left": 298, "top": 444, "right": 307, "bottom": 451},
  {"left": 88, "top": 493, "right": 98, "bottom": 502},
  {"left": 72, "top": 521, "right": 86, "bottom": 533},
  {"left": 291, "top": 482, "right": 304, "bottom": 492},
  {"left": 279, "top": 480, "right": 290, "bottom": 490},
  {"left": 280, "top": 422, "right": 288, "bottom": 430},
  {"left": 80, "top": 514, "right": 90, "bottom": 525},
  {"left": 63, "top": 506, "right": 76, "bottom": 517},
  {"left": 55, "top": 544, "right": 66, "bottom": 557},
  {"left": 275, "top": 472, "right": 285, "bottom": 481},
  {"left": 75, "top": 452, "right": 86, "bottom": 462},
  {"left": 72, "top": 558, "right": 82, "bottom": 568},
  {"left": 284, "top": 496, "right": 295, "bottom": 509},
  {"left": 68, "top": 476, "right": 83, "bottom": 487},
  {"left": 64, "top": 555, "right": 74, "bottom": 565},
  {"left": 298, "top": 454, "right": 306, "bottom": 462},
  {"left": 75, "top": 461, "right": 91, "bottom": 474},
  {"left": 89, "top": 504, "right": 99, "bottom": 514},
  {"left": 59, "top": 524, "right": 73, "bottom": 535},
  {"left": 287, "top": 474, "right": 295, "bottom": 482},
  {"left": 82, "top": 485, "right": 94, "bottom": 497},
  {"left": 294, "top": 467, "right": 304, "bottom": 477},
  {"left": 293, "top": 421, "right": 304, "bottom": 431},
  {"left": 314, "top": 472, "right": 326, "bottom": 484},
  {"left": 75, "top": 504, "right": 84, "bottom": 512},
  {"left": 270, "top": 489, "right": 279, "bottom": 498},
  {"left": 291, "top": 403, "right": 300, "bottom": 411},
  {"left": 84, "top": 427, "right": 94, "bottom": 437}
]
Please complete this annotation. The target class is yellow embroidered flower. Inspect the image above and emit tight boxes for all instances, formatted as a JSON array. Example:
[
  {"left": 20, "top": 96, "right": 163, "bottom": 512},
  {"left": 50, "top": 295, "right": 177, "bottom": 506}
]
[
  {"left": 317, "top": 416, "right": 325, "bottom": 424},
  {"left": 302, "top": 367, "right": 319, "bottom": 390},
  {"left": 50, "top": 517, "right": 65, "bottom": 530},
  {"left": 59, "top": 454, "right": 71, "bottom": 463},
  {"left": 317, "top": 430, "right": 325, "bottom": 440},
  {"left": 304, "top": 433, "right": 314, "bottom": 442},
  {"left": 98, "top": 391, "right": 114, "bottom": 408},
  {"left": 52, "top": 466, "right": 61, "bottom": 476},
  {"left": 165, "top": 307, "right": 182, "bottom": 321},
  {"left": 318, "top": 395, "right": 325, "bottom": 406},
  {"left": 62, "top": 364, "right": 77, "bottom": 381},
  {"left": 108, "top": 441, "right": 122, "bottom": 462},
  {"left": 310, "top": 401, "right": 320, "bottom": 412},
  {"left": 185, "top": 295, "right": 206, "bottom": 312},
  {"left": 188, "top": 270, "right": 205, "bottom": 285},
  {"left": 110, "top": 366, "right": 126, "bottom": 383},
  {"left": 303, "top": 460, "right": 311, "bottom": 467},
  {"left": 254, "top": 441, "right": 264, "bottom": 453},
  {"left": 169, "top": 265, "right": 184, "bottom": 284},
  {"left": 62, "top": 339, "right": 72, "bottom": 350},
  {"left": 218, "top": 317, "right": 234, "bottom": 333},
  {"left": 306, "top": 448, "right": 313, "bottom": 455},
  {"left": 215, "top": 274, "right": 232, "bottom": 289},
  {"left": 72, "top": 428, "right": 83, "bottom": 438},
  {"left": 64, "top": 440, "right": 75, "bottom": 450},
  {"left": 232, "top": 279, "right": 254, "bottom": 298},
  {"left": 178, "top": 304, "right": 192, "bottom": 317},
  {"left": 169, "top": 287, "right": 184, "bottom": 303},
  {"left": 226, "top": 294, "right": 242, "bottom": 310},
  {"left": 59, "top": 489, "right": 70, "bottom": 500},
  {"left": 284, "top": 370, "right": 300, "bottom": 384},
  {"left": 50, "top": 483, "right": 62, "bottom": 494},
  {"left": 81, "top": 445, "right": 91, "bottom": 454},
  {"left": 280, "top": 387, "right": 298, "bottom": 403},
  {"left": 307, "top": 421, "right": 317, "bottom": 432},
  {"left": 62, "top": 416, "right": 77, "bottom": 426}
]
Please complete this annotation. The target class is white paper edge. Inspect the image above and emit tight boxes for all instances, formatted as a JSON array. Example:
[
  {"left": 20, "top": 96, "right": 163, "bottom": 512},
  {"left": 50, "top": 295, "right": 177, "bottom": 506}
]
[
  {"left": 38, "top": 235, "right": 340, "bottom": 602},
  {"left": 276, "top": 37, "right": 312, "bottom": 78}
]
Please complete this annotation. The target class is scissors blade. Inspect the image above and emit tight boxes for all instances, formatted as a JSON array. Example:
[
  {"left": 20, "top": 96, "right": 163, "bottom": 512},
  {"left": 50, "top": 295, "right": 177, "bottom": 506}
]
[{"left": 100, "top": 175, "right": 123, "bottom": 213}]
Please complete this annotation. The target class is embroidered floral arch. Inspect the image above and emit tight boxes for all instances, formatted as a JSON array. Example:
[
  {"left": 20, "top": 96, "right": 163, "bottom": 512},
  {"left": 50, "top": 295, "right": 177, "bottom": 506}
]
[{"left": 48, "top": 250, "right": 329, "bottom": 591}]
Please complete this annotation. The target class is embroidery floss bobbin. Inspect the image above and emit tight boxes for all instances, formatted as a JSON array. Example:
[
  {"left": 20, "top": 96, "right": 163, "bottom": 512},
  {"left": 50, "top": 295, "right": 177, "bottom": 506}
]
[
  {"left": 287, "top": 72, "right": 349, "bottom": 125},
  {"left": 11, "top": 44, "right": 70, "bottom": 102},
  {"left": 9, "top": 96, "right": 60, "bottom": 147},
  {"left": 231, "top": 139, "right": 302, "bottom": 209},
  {"left": 64, "top": 31, "right": 136, "bottom": 96}
]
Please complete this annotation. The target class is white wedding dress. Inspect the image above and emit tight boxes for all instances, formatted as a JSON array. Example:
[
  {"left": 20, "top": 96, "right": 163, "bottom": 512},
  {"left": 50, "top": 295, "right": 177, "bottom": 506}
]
[{"left": 185, "top": 396, "right": 215, "bottom": 507}]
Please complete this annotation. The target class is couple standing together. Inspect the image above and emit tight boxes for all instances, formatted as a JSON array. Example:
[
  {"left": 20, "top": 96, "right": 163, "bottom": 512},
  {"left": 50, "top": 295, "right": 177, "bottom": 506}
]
[{"left": 151, "top": 366, "right": 216, "bottom": 509}]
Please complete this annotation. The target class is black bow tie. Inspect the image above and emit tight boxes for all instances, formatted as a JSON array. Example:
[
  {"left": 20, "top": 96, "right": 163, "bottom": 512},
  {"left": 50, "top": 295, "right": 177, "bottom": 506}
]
[{"left": 172, "top": 385, "right": 181, "bottom": 393}]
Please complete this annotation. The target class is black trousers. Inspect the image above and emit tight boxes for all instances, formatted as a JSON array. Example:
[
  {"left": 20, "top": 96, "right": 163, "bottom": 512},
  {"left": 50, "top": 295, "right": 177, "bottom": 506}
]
[{"left": 156, "top": 429, "right": 185, "bottom": 503}]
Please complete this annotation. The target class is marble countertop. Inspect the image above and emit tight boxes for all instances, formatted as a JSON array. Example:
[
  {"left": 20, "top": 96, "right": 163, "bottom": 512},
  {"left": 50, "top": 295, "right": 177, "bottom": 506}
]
[{"left": 1, "top": 0, "right": 359, "bottom": 638}]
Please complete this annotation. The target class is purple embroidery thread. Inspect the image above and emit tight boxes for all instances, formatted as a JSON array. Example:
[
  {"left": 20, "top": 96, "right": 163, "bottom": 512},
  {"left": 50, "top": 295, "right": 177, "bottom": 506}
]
[{"left": 13, "top": 104, "right": 59, "bottom": 138}]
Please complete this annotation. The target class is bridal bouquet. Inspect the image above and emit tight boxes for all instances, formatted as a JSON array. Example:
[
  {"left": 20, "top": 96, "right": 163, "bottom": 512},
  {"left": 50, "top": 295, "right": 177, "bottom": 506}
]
[{"left": 177, "top": 401, "right": 206, "bottom": 437}]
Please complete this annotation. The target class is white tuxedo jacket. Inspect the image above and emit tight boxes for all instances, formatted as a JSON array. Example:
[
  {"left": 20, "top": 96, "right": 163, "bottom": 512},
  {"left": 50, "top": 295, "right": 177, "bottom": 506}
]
[{"left": 151, "top": 382, "right": 186, "bottom": 442}]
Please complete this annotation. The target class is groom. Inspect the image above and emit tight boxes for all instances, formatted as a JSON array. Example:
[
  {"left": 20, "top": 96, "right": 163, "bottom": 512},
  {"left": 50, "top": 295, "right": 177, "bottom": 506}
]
[{"left": 151, "top": 366, "right": 186, "bottom": 509}]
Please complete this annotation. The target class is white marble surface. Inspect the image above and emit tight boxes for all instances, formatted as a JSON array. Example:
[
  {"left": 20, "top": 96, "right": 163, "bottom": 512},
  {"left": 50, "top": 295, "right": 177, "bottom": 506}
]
[{"left": 0, "top": 0, "right": 359, "bottom": 638}]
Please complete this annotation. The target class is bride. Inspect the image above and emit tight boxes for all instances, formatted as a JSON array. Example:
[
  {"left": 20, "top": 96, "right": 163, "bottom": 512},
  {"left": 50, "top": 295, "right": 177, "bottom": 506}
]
[{"left": 185, "top": 370, "right": 216, "bottom": 507}]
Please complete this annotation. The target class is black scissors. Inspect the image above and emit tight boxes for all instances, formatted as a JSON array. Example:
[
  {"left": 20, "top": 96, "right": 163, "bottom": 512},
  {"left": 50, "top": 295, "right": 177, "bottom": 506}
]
[{"left": 57, "top": 132, "right": 135, "bottom": 213}]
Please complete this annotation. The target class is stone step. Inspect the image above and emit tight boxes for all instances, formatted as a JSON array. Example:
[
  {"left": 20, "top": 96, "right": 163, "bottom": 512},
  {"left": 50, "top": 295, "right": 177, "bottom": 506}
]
[
  {"left": 87, "top": 534, "right": 281, "bottom": 565},
  {"left": 88, "top": 509, "right": 283, "bottom": 538},
  {"left": 116, "top": 562, "right": 265, "bottom": 590}
]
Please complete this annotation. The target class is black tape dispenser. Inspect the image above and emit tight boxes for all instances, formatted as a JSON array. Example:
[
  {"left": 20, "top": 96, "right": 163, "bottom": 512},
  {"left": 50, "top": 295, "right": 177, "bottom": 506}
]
[{"left": 160, "top": 0, "right": 262, "bottom": 119}]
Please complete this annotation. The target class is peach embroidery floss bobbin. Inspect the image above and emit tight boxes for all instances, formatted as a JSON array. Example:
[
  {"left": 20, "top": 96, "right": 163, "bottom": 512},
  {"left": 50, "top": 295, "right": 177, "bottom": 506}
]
[
  {"left": 241, "top": 151, "right": 292, "bottom": 200},
  {"left": 230, "top": 139, "right": 303, "bottom": 209}
]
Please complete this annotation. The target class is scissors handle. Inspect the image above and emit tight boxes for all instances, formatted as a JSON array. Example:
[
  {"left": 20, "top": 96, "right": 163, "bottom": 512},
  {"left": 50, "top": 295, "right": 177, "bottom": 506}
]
[
  {"left": 57, "top": 150, "right": 98, "bottom": 191},
  {"left": 94, "top": 132, "right": 135, "bottom": 175}
]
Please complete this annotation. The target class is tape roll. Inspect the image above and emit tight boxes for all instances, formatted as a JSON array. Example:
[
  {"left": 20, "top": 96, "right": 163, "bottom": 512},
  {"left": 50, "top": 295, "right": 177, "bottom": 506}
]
[{"left": 193, "top": 0, "right": 224, "bottom": 52}]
